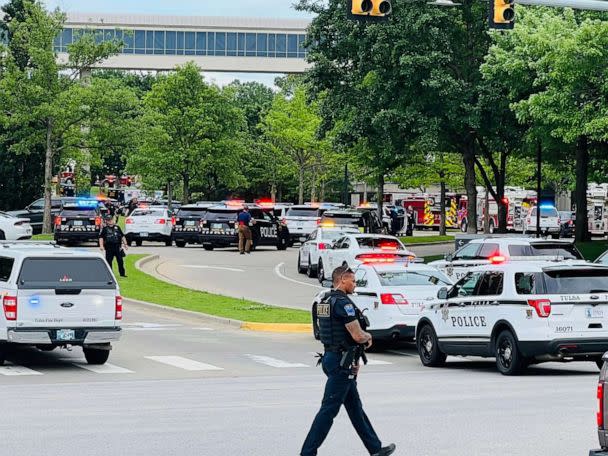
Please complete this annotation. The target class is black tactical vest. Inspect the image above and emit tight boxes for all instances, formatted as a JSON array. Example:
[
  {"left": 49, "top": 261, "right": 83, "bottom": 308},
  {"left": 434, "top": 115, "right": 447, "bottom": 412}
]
[
  {"left": 318, "top": 290, "right": 355, "bottom": 349},
  {"left": 104, "top": 226, "right": 121, "bottom": 245}
]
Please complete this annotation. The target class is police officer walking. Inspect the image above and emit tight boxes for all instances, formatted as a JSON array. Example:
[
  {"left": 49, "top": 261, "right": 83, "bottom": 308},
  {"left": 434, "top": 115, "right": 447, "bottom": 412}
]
[
  {"left": 301, "top": 265, "right": 396, "bottom": 456},
  {"left": 99, "top": 215, "right": 128, "bottom": 277},
  {"left": 237, "top": 205, "right": 254, "bottom": 255}
]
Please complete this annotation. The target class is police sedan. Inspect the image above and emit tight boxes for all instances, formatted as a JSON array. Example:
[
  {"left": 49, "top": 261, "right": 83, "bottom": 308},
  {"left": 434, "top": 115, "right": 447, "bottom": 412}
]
[
  {"left": 312, "top": 260, "right": 452, "bottom": 343},
  {"left": 297, "top": 225, "right": 361, "bottom": 278},
  {"left": 416, "top": 260, "right": 608, "bottom": 375},
  {"left": 316, "top": 234, "right": 416, "bottom": 283}
]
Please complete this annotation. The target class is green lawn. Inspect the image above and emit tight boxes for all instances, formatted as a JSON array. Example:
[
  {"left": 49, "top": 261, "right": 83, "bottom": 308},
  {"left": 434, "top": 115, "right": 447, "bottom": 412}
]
[
  {"left": 423, "top": 254, "right": 445, "bottom": 263},
  {"left": 116, "top": 255, "right": 310, "bottom": 324},
  {"left": 400, "top": 235, "right": 455, "bottom": 245},
  {"left": 32, "top": 234, "right": 54, "bottom": 241},
  {"left": 576, "top": 241, "right": 608, "bottom": 261}
]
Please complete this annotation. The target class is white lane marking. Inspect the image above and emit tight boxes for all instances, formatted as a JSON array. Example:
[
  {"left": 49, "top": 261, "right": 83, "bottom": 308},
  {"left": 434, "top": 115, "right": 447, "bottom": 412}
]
[
  {"left": 193, "top": 327, "right": 214, "bottom": 331},
  {"left": 365, "top": 358, "right": 393, "bottom": 366},
  {"left": 70, "top": 362, "right": 134, "bottom": 374},
  {"left": 122, "top": 323, "right": 183, "bottom": 331},
  {"left": 245, "top": 354, "right": 309, "bottom": 368},
  {"left": 145, "top": 356, "right": 224, "bottom": 371},
  {"left": 386, "top": 350, "right": 417, "bottom": 357},
  {"left": 0, "top": 363, "right": 43, "bottom": 376},
  {"left": 274, "top": 262, "right": 324, "bottom": 289},
  {"left": 180, "top": 265, "right": 244, "bottom": 272}
]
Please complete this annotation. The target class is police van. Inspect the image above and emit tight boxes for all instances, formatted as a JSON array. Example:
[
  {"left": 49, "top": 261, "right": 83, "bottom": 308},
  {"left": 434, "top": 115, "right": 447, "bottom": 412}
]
[
  {"left": 53, "top": 199, "right": 107, "bottom": 245},
  {"left": 171, "top": 203, "right": 212, "bottom": 248},
  {"left": 0, "top": 242, "right": 122, "bottom": 365},
  {"left": 416, "top": 260, "right": 608, "bottom": 375},
  {"left": 200, "top": 203, "right": 290, "bottom": 251}
]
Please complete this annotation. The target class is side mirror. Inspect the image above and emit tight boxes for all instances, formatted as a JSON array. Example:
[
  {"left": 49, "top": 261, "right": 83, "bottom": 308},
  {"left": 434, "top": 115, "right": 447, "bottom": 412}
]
[
  {"left": 321, "top": 280, "right": 333, "bottom": 288},
  {"left": 437, "top": 287, "right": 448, "bottom": 300},
  {"left": 444, "top": 253, "right": 454, "bottom": 262}
]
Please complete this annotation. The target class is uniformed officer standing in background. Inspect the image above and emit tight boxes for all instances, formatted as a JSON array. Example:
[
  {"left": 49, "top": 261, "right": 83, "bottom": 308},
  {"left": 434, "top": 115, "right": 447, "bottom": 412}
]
[
  {"left": 237, "top": 205, "right": 254, "bottom": 255},
  {"left": 99, "top": 215, "right": 128, "bottom": 277},
  {"left": 300, "top": 265, "right": 396, "bottom": 456}
]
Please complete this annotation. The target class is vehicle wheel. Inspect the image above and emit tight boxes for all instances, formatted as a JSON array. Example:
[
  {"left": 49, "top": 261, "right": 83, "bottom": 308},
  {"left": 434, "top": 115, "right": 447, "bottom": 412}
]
[
  {"left": 203, "top": 245, "right": 214, "bottom": 251},
  {"left": 164, "top": 237, "right": 172, "bottom": 247},
  {"left": 307, "top": 256, "right": 317, "bottom": 278},
  {"left": 597, "top": 360, "right": 604, "bottom": 370},
  {"left": 488, "top": 220, "right": 495, "bottom": 234},
  {"left": 0, "top": 343, "right": 8, "bottom": 366},
  {"left": 0, "top": 230, "right": 5, "bottom": 241},
  {"left": 126, "top": 239, "right": 133, "bottom": 247},
  {"left": 495, "top": 330, "right": 525, "bottom": 376},
  {"left": 135, "top": 240, "right": 143, "bottom": 247},
  {"left": 460, "top": 220, "right": 467, "bottom": 233},
  {"left": 83, "top": 347, "right": 110, "bottom": 365},
  {"left": 297, "top": 254, "right": 306, "bottom": 274},
  {"left": 277, "top": 237, "right": 288, "bottom": 251},
  {"left": 36, "top": 345, "right": 56, "bottom": 352},
  {"left": 416, "top": 324, "right": 446, "bottom": 367},
  {"left": 317, "top": 259, "right": 325, "bottom": 284},
  {"left": 175, "top": 240, "right": 186, "bottom": 248}
]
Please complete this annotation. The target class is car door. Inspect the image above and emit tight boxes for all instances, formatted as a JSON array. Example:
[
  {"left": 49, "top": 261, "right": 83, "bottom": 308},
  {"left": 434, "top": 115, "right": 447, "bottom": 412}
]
[
  {"left": 465, "top": 271, "right": 504, "bottom": 347},
  {"left": 301, "top": 230, "right": 317, "bottom": 266},
  {"left": 333, "top": 237, "right": 352, "bottom": 269},
  {"left": 352, "top": 268, "right": 382, "bottom": 329},
  {"left": 438, "top": 271, "right": 484, "bottom": 339}
]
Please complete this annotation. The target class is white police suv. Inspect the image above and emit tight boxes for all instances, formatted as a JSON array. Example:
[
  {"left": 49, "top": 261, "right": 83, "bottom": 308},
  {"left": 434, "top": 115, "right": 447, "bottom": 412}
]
[
  {"left": 312, "top": 259, "right": 452, "bottom": 343},
  {"left": 430, "top": 237, "right": 584, "bottom": 282},
  {"left": 416, "top": 260, "right": 608, "bottom": 375},
  {"left": 0, "top": 242, "right": 122, "bottom": 365}
]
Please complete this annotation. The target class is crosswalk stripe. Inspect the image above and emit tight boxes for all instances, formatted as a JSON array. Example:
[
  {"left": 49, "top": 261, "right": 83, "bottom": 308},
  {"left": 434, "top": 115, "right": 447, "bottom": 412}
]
[
  {"left": 70, "top": 362, "right": 134, "bottom": 374},
  {"left": 245, "top": 354, "right": 308, "bottom": 368},
  {"left": 145, "top": 356, "right": 224, "bottom": 371},
  {"left": 0, "top": 363, "right": 43, "bottom": 376},
  {"left": 365, "top": 358, "right": 393, "bottom": 366}
]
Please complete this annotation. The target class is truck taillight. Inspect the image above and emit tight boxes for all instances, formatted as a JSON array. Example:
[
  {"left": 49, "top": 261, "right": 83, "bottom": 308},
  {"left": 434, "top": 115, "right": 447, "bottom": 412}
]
[
  {"left": 598, "top": 381, "right": 605, "bottom": 428},
  {"left": 3, "top": 296, "right": 17, "bottom": 321},
  {"left": 380, "top": 293, "right": 408, "bottom": 305},
  {"left": 54, "top": 216, "right": 62, "bottom": 226},
  {"left": 115, "top": 296, "right": 123, "bottom": 320},
  {"left": 528, "top": 299, "right": 551, "bottom": 318}
]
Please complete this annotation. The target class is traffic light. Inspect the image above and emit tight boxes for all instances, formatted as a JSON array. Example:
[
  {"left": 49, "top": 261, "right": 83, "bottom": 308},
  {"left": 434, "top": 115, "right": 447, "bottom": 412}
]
[
  {"left": 350, "top": 0, "right": 392, "bottom": 20},
  {"left": 489, "top": 0, "right": 515, "bottom": 30}
]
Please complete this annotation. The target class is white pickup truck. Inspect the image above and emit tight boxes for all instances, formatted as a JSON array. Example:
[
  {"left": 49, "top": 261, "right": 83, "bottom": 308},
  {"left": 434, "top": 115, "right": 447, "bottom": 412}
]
[{"left": 0, "top": 242, "right": 122, "bottom": 365}]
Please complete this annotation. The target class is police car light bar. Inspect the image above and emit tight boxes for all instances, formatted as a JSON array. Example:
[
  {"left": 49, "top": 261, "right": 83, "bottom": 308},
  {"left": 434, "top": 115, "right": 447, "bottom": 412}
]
[{"left": 489, "top": 255, "right": 507, "bottom": 264}]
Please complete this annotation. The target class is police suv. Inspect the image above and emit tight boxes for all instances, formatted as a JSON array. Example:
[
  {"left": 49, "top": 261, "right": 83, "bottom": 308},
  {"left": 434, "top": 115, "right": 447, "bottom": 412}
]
[
  {"left": 200, "top": 203, "right": 290, "bottom": 251},
  {"left": 171, "top": 203, "right": 212, "bottom": 248},
  {"left": 430, "top": 237, "right": 584, "bottom": 282},
  {"left": 312, "top": 259, "right": 452, "bottom": 342},
  {"left": 53, "top": 199, "right": 107, "bottom": 245},
  {"left": 0, "top": 242, "right": 122, "bottom": 365},
  {"left": 416, "top": 260, "right": 608, "bottom": 375}
]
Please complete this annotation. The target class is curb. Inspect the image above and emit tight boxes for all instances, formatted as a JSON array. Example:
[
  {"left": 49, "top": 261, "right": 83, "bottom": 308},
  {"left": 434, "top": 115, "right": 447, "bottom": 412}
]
[{"left": 130, "top": 255, "right": 313, "bottom": 334}]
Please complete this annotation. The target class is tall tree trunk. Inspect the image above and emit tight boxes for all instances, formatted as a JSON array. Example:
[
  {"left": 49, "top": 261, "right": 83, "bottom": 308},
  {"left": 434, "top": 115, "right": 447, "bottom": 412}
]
[
  {"left": 310, "top": 166, "right": 317, "bottom": 203},
  {"left": 270, "top": 183, "right": 277, "bottom": 203},
  {"left": 463, "top": 138, "right": 477, "bottom": 234},
  {"left": 483, "top": 187, "right": 490, "bottom": 233},
  {"left": 42, "top": 119, "right": 54, "bottom": 235},
  {"left": 575, "top": 136, "right": 590, "bottom": 242},
  {"left": 439, "top": 175, "right": 446, "bottom": 236},
  {"left": 377, "top": 172, "right": 385, "bottom": 230},
  {"left": 319, "top": 180, "right": 326, "bottom": 203},
  {"left": 167, "top": 181, "right": 173, "bottom": 212},
  {"left": 182, "top": 173, "right": 190, "bottom": 205},
  {"left": 298, "top": 166, "right": 304, "bottom": 205}
]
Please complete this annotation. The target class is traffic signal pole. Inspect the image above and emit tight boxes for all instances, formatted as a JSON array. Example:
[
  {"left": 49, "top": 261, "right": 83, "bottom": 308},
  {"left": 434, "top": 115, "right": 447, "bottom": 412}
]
[{"left": 517, "top": 0, "right": 608, "bottom": 10}]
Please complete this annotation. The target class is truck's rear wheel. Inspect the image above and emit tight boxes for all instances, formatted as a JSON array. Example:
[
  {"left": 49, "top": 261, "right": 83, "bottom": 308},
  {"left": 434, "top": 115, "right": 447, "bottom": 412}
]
[
  {"left": 597, "top": 359, "right": 604, "bottom": 370},
  {"left": 203, "top": 245, "right": 214, "bottom": 251},
  {"left": 135, "top": 239, "right": 143, "bottom": 247},
  {"left": 175, "top": 240, "right": 186, "bottom": 248},
  {"left": 83, "top": 347, "right": 110, "bottom": 365}
]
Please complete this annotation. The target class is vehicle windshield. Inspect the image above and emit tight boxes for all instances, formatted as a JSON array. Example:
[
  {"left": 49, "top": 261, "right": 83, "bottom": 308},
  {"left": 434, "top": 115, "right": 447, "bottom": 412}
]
[
  {"left": 61, "top": 209, "right": 98, "bottom": 217},
  {"left": 322, "top": 213, "right": 362, "bottom": 226},
  {"left": 531, "top": 207, "right": 558, "bottom": 217},
  {"left": 286, "top": 208, "right": 320, "bottom": 218},
  {"left": 132, "top": 209, "right": 165, "bottom": 217},
  {"left": 542, "top": 269, "right": 608, "bottom": 294},
  {"left": 356, "top": 237, "right": 404, "bottom": 250},
  {"left": 377, "top": 270, "right": 452, "bottom": 287},
  {"left": 177, "top": 208, "right": 208, "bottom": 218},
  {"left": 17, "top": 258, "right": 116, "bottom": 289},
  {"left": 321, "top": 230, "right": 356, "bottom": 241}
]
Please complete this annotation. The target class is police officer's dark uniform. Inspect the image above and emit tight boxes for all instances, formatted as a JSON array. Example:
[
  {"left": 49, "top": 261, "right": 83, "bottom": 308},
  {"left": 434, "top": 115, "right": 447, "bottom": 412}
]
[
  {"left": 99, "top": 216, "right": 127, "bottom": 277},
  {"left": 301, "top": 286, "right": 395, "bottom": 456}
]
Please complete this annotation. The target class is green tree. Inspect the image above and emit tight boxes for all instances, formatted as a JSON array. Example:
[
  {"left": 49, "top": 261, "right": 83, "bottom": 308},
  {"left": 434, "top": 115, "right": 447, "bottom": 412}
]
[{"left": 130, "top": 62, "right": 245, "bottom": 204}]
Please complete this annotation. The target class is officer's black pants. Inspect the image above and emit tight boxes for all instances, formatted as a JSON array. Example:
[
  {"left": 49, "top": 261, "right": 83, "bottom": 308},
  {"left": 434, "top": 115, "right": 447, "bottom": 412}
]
[
  {"left": 105, "top": 244, "right": 125, "bottom": 277},
  {"left": 301, "top": 351, "right": 382, "bottom": 456}
]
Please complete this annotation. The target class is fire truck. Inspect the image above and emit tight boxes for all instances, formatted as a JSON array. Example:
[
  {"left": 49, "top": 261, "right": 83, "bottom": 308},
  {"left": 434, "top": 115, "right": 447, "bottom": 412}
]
[
  {"left": 457, "top": 186, "right": 537, "bottom": 233},
  {"left": 396, "top": 194, "right": 460, "bottom": 230},
  {"left": 587, "top": 183, "right": 608, "bottom": 235}
]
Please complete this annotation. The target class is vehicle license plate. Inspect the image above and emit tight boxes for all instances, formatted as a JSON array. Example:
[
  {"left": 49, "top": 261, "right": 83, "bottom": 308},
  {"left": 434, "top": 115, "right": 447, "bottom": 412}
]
[
  {"left": 140, "top": 232, "right": 148, "bottom": 237},
  {"left": 185, "top": 221, "right": 195, "bottom": 226},
  {"left": 212, "top": 223, "right": 223, "bottom": 229},
  {"left": 586, "top": 307, "right": 604, "bottom": 319},
  {"left": 56, "top": 329, "right": 75, "bottom": 341},
  {"left": 73, "top": 220, "right": 83, "bottom": 226}
]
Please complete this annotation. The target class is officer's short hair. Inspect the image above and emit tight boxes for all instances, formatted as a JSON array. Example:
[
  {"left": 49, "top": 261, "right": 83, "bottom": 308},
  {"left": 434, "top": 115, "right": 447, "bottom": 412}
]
[{"left": 332, "top": 265, "right": 354, "bottom": 285}]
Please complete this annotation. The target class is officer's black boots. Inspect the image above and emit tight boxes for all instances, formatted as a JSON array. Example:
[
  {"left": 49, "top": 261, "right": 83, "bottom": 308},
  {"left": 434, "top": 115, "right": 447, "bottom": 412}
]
[{"left": 372, "top": 443, "right": 396, "bottom": 456}]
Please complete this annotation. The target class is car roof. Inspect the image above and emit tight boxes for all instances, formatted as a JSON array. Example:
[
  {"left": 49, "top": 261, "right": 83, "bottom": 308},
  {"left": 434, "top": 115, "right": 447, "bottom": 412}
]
[{"left": 467, "top": 259, "right": 589, "bottom": 274}]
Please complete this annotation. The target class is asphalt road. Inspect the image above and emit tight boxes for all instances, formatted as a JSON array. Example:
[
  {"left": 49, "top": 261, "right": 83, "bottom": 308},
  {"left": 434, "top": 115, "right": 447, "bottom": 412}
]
[
  {"left": 135, "top": 242, "right": 454, "bottom": 310},
  {"left": 0, "top": 300, "right": 601, "bottom": 456}
]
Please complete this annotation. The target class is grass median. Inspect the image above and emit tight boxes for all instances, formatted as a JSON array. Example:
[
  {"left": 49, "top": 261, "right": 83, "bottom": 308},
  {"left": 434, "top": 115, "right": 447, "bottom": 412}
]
[
  {"left": 400, "top": 235, "right": 455, "bottom": 245},
  {"left": 115, "top": 254, "right": 310, "bottom": 324}
]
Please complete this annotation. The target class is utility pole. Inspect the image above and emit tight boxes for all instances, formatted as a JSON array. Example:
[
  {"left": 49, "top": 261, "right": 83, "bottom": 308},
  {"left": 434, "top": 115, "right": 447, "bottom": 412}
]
[{"left": 343, "top": 163, "right": 349, "bottom": 206}]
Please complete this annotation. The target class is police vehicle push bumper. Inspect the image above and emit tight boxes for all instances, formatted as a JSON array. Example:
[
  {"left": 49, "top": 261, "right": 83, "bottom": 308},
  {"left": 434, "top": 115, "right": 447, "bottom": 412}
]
[
  {"left": 172, "top": 230, "right": 202, "bottom": 245},
  {"left": 7, "top": 327, "right": 122, "bottom": 345},
  {"left": 200, "top": 233, "right": 237, "bottom": 248},
  {"left": 54, "top": 230, "right": 100, "bottom": 243},
  {"left": 519, "top": 338, "right": 608, "bottom": 360}
]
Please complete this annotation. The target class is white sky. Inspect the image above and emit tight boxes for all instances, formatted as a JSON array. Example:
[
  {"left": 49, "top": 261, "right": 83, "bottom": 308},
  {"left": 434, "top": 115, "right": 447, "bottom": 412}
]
[{"left": 0, "top": 0, "right": 315, "bottom": 88}]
